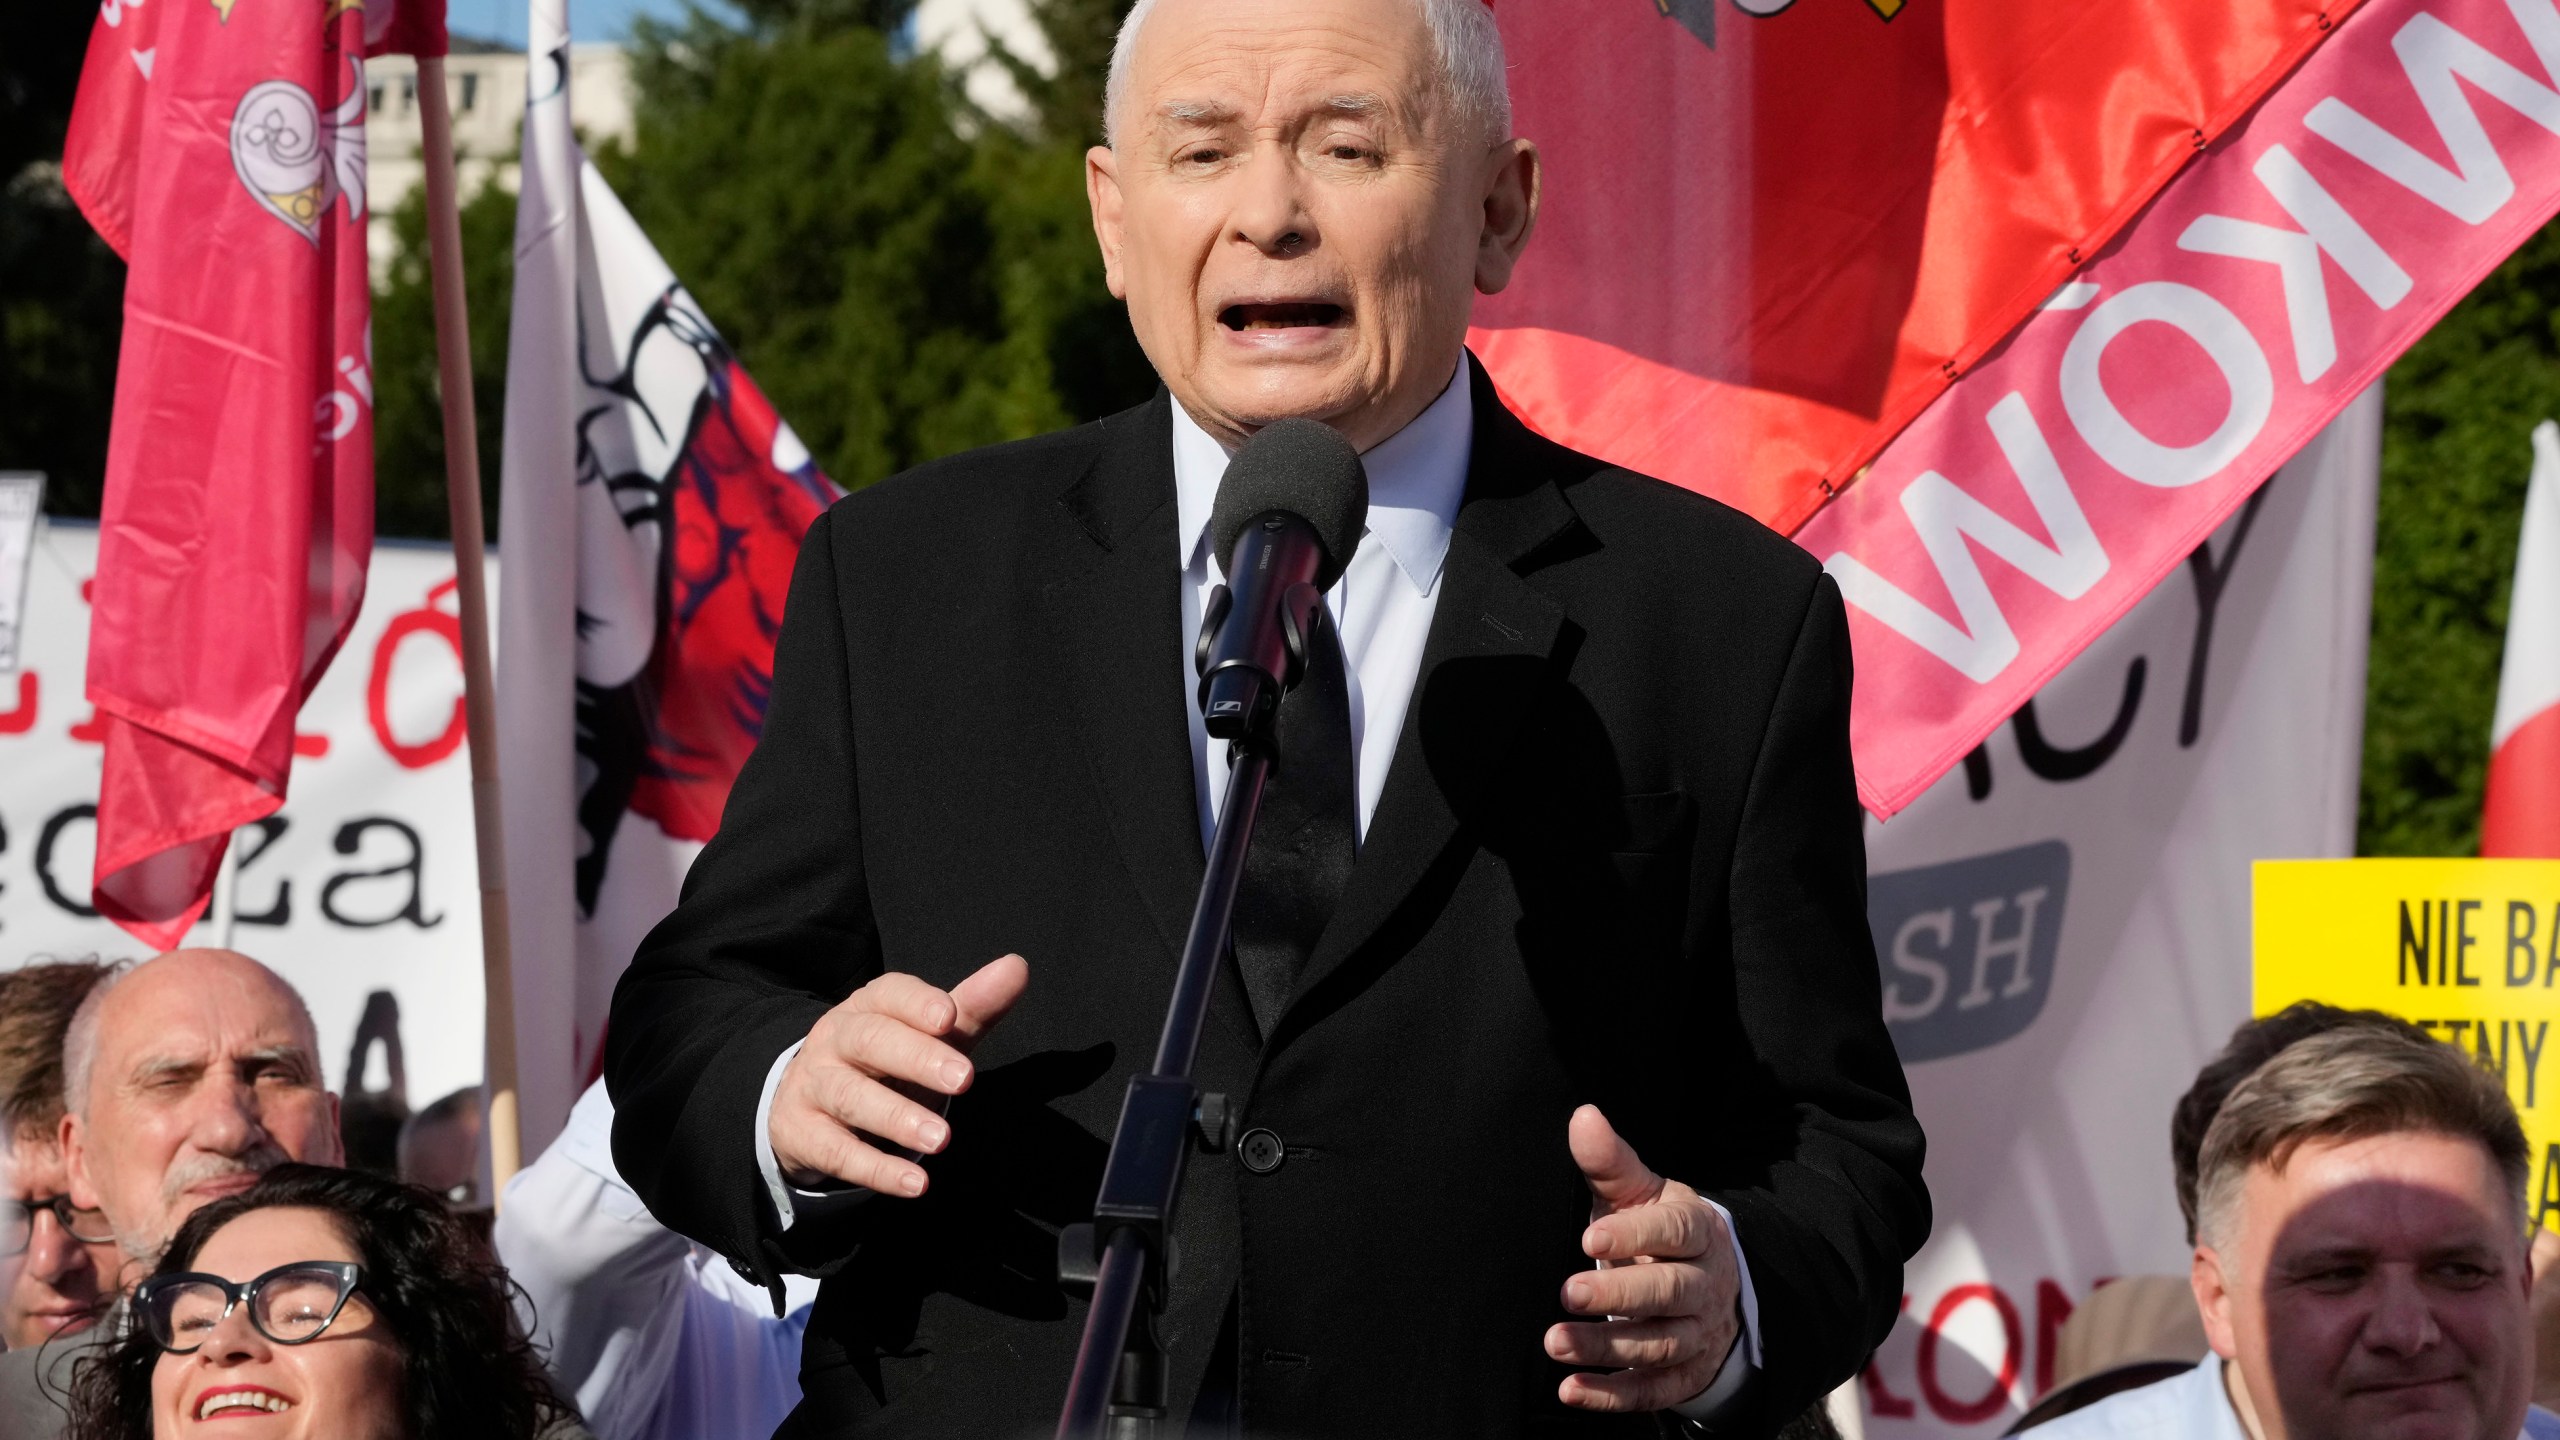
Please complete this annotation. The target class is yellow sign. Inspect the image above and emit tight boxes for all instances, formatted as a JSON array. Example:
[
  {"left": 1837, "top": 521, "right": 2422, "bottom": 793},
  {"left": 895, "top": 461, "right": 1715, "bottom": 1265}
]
[{"left": 2255, "top": 859, "right": 2560, "bottom": 1227}]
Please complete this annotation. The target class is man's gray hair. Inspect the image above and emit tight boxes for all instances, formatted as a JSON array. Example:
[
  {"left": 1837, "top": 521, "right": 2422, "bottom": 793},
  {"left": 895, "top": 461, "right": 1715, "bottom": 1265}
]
[
  {"left": 60, "top": 962, "right": 129, "bottom": 1120},
  {"left": 1103, "top": 0, "right": 1511, "bottom": 150},
  {"left": 2193, "top": 1025, "right": 2532, "bottom": 1250}
]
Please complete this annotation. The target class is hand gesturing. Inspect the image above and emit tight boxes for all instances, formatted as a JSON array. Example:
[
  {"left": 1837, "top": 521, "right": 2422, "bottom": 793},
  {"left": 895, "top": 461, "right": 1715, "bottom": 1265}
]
[
  {"left": 767, "top": 954, "right": 1030, "bottom": 1197},
  {"left": 1548, "top": 1104, "right": 1741, "bottom": 1413}
]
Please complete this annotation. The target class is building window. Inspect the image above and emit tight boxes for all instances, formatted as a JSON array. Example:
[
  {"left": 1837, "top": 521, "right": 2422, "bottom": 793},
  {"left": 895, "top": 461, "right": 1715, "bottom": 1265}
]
[
  {"left": 400, "top": 74, "right": 416, "bottom": 109},
  {"left": 368, "top": 84, "right": 384, "bottom": 115},
  {"left": 460, "top": 71, "right": 478, "bottom": 112}
]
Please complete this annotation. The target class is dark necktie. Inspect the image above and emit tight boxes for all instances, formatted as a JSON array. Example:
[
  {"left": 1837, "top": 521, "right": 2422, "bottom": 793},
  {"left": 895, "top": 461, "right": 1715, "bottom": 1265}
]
[{"left": 1229, "top": 605, "right": 1359, "bottom": 1038}]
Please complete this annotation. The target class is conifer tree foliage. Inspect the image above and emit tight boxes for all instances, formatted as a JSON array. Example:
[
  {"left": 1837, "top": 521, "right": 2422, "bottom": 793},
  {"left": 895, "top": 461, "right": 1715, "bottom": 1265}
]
[
  {"left": 370, "top": 179, "right": 516, "bottom": 541},
  {"left": 592, "top": 0, "right": 1150, "bottom": 492},
  {"left": 0, "top": 2, "right": 125, "bottom": 519},
  {"left": 2357, "top": 226, "right": 2560, "bottom": 856}
]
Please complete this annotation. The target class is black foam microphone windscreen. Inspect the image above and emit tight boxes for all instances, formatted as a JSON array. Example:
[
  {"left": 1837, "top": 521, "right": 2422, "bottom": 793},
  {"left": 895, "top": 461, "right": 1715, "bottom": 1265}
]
[{"left": 1210, "top": 418, "right": 1370, "bottom": 591}]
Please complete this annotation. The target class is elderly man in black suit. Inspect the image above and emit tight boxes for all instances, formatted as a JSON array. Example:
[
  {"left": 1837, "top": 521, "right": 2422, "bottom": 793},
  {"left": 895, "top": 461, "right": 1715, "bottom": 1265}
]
[{"left": 605, "top": 0, "right": 1929, "bottom": 1434}]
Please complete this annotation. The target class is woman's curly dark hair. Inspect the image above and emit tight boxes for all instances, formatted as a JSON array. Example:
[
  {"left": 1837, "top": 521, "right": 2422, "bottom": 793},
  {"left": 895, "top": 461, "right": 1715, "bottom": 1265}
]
[{"left": 64, "top": 1164, "right": 571, "bottom": 1440}]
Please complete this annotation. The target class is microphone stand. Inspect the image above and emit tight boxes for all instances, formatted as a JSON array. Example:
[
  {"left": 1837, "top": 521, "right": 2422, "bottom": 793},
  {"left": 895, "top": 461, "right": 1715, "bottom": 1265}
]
[{"left": 1054, "top": 735, "right": 1274, "bottom": 1440}]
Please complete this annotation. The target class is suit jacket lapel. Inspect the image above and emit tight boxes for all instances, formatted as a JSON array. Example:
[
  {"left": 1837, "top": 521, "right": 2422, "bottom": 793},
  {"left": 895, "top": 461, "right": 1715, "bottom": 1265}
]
[
  {"left": 1044, "top": 394, "right": 1211, "bottom": 957},
  {"left": 1276, "top": 364, "right": 1580, "bottom": 1038}
]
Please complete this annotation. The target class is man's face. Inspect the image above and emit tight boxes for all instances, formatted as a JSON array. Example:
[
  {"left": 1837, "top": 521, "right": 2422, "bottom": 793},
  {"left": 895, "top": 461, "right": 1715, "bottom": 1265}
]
[
  {"left": 0, "top": 1135, "right": 119, "bottom": 1345},
  {"left": 1087, "top": 0, "right": 1538, "bottom": 451},
  {"left": 2194, "top": 1131, "right": 2532, "bottom": 1440},
  {"left": 64, "top": 952, "right": 342, "bottom": 1261}
]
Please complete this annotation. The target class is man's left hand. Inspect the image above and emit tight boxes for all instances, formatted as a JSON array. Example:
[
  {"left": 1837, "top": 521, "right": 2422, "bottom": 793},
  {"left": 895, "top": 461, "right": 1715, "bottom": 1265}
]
[{"left": 1549, "top": 1104, "right": 1740, "bottom": 1413}]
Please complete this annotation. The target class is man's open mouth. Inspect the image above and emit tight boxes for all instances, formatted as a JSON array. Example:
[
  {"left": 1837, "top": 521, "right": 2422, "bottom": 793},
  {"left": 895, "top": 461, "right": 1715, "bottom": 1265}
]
[{"left": 1220, "top": 302, "right": 1346, "bottom": 331}]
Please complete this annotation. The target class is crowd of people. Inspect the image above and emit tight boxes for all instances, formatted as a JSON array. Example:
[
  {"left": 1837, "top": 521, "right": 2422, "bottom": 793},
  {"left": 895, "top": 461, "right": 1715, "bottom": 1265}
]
[{"left": 0, "top": 944, "right": 2547, "bottom": 1438}]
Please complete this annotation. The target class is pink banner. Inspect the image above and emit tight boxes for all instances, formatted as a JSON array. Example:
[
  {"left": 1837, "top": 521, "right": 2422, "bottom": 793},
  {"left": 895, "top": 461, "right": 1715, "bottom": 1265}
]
[{"left": 1807, "top": 0, "right": 2560, "bottom": 815}]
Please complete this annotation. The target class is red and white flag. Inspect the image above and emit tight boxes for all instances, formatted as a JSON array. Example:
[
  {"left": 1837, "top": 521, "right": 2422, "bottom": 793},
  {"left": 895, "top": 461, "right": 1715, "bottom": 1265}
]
[
  {"left": 1483, "top": 0, "right": 2560, "bottom": 814},
  {"left": 497, "top": 0, "right": 842, "bottom": 1153},
  {"left": 59, "top": 0, "right": 442, "bottom": 946},
  {"left": 2483, "top": 420, "right": 2560, "bottom": 856}
]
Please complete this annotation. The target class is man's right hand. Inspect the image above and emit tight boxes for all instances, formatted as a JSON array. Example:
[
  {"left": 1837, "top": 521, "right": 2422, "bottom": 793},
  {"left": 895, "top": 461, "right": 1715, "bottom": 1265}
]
[{"left": 768, "top": 954, "right": 1030, "bottom": 1197}]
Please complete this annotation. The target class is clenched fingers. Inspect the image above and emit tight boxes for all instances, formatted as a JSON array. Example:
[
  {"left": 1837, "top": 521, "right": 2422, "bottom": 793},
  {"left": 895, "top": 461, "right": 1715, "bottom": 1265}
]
[
  {"left": 843, "top": 971, "right": 963, "bottom": 1034},
  {"left": 1585, "top": 1197, "right": 1722, "bottom": 1264},
  {"left": 1557, "top": 1354, "right": 1721, "bottom": 1414},
  {"left": 809, "top": 1064, "right": 952, "bottom": 1156},
  {"left": 1545, "top": 1314, "right": 1723, "bottom": 1371},
  {"left": 770, "top": 1092, "right": 929, "bottom": 1197},
  {"left": 823, "top": 1008, "right": 977, "bottom": 1094},
  {"left": 1561, "top": 1258, "right": 1714, "bottom": 1321}
]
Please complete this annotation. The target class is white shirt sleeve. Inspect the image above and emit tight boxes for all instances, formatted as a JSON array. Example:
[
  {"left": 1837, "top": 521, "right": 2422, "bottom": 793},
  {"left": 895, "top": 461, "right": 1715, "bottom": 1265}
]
[
  {"left": 495, "top": 1082, "right": 704, "bottom": 1440},
  {"left": 1668, "top": 1197, "right": 1762, "bottom": 1424}
]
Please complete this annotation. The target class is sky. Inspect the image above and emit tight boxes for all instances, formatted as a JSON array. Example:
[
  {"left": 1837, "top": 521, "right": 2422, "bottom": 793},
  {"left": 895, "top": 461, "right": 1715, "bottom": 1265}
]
[{"left": 454, "top": 0, "right": 700, "bottom": 48}]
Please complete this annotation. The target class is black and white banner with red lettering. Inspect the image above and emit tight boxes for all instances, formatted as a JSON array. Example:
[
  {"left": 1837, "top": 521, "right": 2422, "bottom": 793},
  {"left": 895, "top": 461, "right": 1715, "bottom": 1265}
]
[{"left": 0, "top": 523, "right": 485, "bottom": 1108}]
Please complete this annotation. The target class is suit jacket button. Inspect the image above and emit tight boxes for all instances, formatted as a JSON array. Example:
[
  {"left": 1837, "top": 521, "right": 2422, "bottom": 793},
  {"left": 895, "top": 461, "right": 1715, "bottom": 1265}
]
[{"left": 1238, "top": 1127, "right": 1285, "bottom": 1175}]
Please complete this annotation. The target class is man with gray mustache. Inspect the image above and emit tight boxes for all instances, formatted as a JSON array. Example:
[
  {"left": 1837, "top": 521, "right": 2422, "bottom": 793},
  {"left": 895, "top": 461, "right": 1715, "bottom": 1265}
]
[{"left": 0, "top": 948, "right": 344, "bottom": 1435}]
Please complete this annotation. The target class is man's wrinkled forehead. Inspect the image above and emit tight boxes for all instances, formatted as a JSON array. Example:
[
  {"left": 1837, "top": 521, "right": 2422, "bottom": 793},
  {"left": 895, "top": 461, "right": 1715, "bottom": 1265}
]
[
  {"left": 1129, "top": 3, "right": 1439, "bottom": 140},
  {"left": 98, "top": 977, "right": 318, "bottom": 1089}
]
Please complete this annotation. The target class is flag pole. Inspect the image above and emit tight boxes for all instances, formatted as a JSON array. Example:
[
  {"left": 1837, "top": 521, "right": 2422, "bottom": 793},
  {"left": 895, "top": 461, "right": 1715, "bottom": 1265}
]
[{"left": 414, "top": 52, "right": 524, "bottom": 1198}]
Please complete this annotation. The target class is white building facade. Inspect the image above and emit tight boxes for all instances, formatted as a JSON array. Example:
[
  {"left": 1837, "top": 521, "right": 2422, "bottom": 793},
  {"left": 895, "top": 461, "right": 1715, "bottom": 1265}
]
[{"left": 362, "top": 41, "right": 631, "bottom": 271}]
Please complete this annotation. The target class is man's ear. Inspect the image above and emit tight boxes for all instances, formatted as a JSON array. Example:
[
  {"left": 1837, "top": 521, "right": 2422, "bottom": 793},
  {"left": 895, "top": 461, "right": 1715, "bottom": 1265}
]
[
  {"left": 2193, "top": 1243, "right": 2241, "bottom": 1359},
  {"left": 1475, "top": 138, "right": 1542, "bottom": 296},
  {"left": 61, "top": 1111, "right": 99, "bottom": 1212},
  {"left": 315, "top": 1091, "right": 345, "bottom": 1167},
  {"left": 1087, "top": 144, "right": 1129, "bottom": 301}
]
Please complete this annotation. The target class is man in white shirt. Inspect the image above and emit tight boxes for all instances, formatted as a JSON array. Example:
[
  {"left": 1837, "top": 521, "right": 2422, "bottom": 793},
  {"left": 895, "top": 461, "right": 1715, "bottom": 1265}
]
[
  {"left": 498, "top": 1080, "right": 816, "bottom": 1440},
  {"left": 2033, "top": 1026, "right": 2558, "bottom": 1440}
]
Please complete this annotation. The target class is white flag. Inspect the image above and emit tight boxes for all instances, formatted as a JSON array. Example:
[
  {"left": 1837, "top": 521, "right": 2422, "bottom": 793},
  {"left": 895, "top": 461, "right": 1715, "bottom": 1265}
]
[{"left": 495, "top": 7, "right": 839, "bottom": 1155}]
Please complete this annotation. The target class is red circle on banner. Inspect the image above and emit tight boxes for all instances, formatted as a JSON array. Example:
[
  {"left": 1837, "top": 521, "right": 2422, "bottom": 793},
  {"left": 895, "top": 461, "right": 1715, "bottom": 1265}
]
[
  {"left": 1917, "top": 1282, "right": 2023, "bottom": 1425},
  {"left": 369, "top": 579, "right": 466, "bottom": 770}
]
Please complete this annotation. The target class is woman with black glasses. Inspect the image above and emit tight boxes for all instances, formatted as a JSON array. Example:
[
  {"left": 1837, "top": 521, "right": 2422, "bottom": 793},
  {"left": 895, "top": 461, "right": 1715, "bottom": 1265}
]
[{"left": 62, "top": 1164, "right": 572, "bottom": 1439}]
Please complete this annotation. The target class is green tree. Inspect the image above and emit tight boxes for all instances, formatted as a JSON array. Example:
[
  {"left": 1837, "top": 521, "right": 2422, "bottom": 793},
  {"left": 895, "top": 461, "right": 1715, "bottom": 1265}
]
[
  {"left": 370, "top": 177, "right": 515, "bottom": 540},
  {"left": 983, "top": 0, "right": 1134, "bottom": 147},
  {"left": 0, "top": 2, "right": 125, "bottom": 517},
  {"left": 598, "top": 1, "right": 1055, "bottom": 489},
  {"left": 2359, "top": 226, "right": 2560, "bottom": 856}
]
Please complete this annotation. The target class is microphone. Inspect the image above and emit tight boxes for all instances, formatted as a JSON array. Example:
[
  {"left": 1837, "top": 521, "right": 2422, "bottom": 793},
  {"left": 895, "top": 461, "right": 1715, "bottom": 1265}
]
[{"left": 1195, "top": 418, "right": 1369, "bottom": 743}]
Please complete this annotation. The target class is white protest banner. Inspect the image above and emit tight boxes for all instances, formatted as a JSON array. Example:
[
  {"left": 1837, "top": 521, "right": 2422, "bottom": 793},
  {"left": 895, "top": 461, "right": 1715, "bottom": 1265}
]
[
  {"left": 0, "top": 475, "right": 40, "bottom": 674},
  {"left": 1855, "top": 389, "right": 2379, "bottom": 1436},
  {"left": 0, "top": 521, "right": 486, "bottom": 1109}
]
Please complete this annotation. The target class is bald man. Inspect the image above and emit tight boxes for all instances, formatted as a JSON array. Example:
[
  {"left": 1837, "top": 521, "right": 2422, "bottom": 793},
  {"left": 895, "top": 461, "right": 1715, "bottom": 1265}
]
[{"left": 0, "top": 949, "right": 342, "bottom": 1437}]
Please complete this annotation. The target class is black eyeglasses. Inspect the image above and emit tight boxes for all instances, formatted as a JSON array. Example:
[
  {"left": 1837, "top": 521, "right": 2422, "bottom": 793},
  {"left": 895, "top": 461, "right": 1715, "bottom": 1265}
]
[
  {"left": 0, "top": 1194, "right": 115, "bottom": 1256},
  {"left": 136, "top": 1261, "right": 367, "bottom": 1353}
]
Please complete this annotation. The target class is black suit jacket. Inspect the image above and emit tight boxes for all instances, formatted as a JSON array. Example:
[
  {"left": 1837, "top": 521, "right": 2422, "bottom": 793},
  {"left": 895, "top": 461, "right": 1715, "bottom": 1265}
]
[{"left": 606, "top": 365, "right": 1929, "bottom": 1439}]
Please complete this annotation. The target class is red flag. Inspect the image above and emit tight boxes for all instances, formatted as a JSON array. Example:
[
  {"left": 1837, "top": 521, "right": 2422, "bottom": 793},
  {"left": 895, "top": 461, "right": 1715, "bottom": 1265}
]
[
  {"left": 66, "top": 0, "right": 379, "bottom": 946},
  {"left": 1474, "top": 0, "right": 2358, "bottom": 532},
  {"left": 61, "top": 0, "right": 160, "bottom": 259}
]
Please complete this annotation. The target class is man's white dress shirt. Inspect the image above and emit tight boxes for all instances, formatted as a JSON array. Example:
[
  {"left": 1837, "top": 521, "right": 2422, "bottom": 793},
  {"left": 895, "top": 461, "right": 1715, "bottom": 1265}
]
[
  {"left": 748, "top": 357, "right": 1756, "bottom": 1418},
  {"left": 502, "top": 1081, "right": 818, "bottom": 1440},
  {"left": 2028, "top": 1356, "right": 2560, "bottom": 1440}
]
